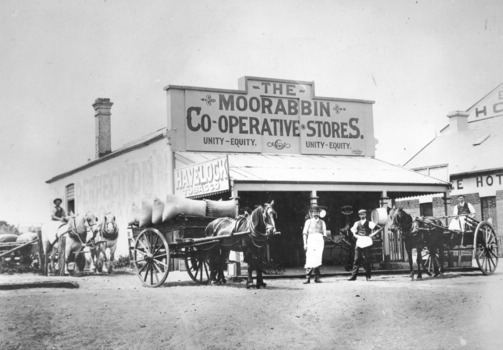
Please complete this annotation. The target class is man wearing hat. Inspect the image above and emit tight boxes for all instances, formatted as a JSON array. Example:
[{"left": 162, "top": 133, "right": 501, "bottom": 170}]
[
  {"left": 348, "top": 209, "right": 377, "bottom": 281},
  {"left": 302, "top": 204, "right": 327, "bottom": 284},
  {"left": 448, "top": 195, "right": 475, "bottom": 232},
  {"left": 51, "top": 198, "right": 67, "bottom": 223}
]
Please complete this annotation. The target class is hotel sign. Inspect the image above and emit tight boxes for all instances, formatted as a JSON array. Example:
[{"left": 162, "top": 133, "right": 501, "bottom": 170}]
[
  {"left": 177, "top": 77, "right": 375, "bottom": 156},
  {"left": 174, "top": 156, "right": 230, "bottom": 198},
  {"left": 469, "top": 83, "right": 503, "bottom": 121}
]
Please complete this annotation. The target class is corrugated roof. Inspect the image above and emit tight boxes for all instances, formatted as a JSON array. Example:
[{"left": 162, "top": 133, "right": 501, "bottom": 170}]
[
  {"left": 404, "top": 117, "right": 503, "bottom": 176},
  {"left": 175, "top": 152, "right": 449, "bottom": 186}
]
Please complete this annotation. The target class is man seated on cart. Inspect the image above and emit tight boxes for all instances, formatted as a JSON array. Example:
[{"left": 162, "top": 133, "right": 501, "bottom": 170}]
[{"left": 448, "top": 195, "right": 475, "bottom": 232}]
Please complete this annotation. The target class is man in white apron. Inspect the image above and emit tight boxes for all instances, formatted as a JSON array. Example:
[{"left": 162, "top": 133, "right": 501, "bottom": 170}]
[
  {"left": 348, "top": 209, "right": 377, "bottom": 281},
  {"left": 448, "top": 195, "right": 476, "bottom": 232},
  {"left": 302, "top": 205, "right": 327, "bottom": 284}
]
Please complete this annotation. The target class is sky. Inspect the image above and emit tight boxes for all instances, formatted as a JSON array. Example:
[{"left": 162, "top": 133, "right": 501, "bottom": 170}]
[{"left": 1, "top": 0, "right": 502, "bottom": 227}]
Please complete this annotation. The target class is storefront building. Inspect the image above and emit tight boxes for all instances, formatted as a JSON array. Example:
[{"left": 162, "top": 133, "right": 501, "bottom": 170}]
[
  {"left": 404, "top": 83, "right": 503, "bottom": 237},
  {"left": 47, "top": 77, "right": 450, "bottom": 268}
]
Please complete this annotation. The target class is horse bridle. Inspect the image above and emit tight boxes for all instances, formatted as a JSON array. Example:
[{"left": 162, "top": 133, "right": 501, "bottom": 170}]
[
  {"left": 249, "top": 204, "right": 276, "bottom": 248},
  {"left": 392, "top": 211, "right": 418, "bottom": 240},
  {"left": 68, "top": 215, "right": 97, "bottom": 245}
]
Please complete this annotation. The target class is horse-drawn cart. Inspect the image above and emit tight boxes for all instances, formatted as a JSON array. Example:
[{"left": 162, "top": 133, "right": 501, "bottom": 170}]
[
  {"left": 128, "top": 198, "right": 278, "bottom": 288},
  {"left": 129, "top": 215, "right": 279, "bottom": 288},
  {"left": 0, "top": 232, "right": 43, "bottom": 267},
  {"left": 417, "top": 215, "right": 498, "bottom": 276},
  {"left": 129, "top": 215, "right": 219, "bottom": 287}
]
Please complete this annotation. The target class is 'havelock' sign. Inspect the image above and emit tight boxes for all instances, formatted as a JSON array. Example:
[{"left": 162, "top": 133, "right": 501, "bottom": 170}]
[
  {"left": 167, "top": 77, "right": 375, "bottom": 156},
  {"left": 174, "top": 156, "right": 230, "bottom": 198}
]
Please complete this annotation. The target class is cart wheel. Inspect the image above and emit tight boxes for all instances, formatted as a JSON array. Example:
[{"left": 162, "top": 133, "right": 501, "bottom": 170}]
[
  {"left": 133, "top": 228, "right": 170, "bottom": 287},
  {"left": 474, "top": 221, "right": 499, "bottom": 275},
  {"left": 184, "top": 248, "right": 210, "bottom": 284},
  {"left": 421, "top": 248, "right": 437, "bottom": 276}
]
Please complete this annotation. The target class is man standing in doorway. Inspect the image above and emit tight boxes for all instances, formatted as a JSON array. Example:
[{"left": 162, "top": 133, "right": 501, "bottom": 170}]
[
  {"left": 348, "top": 209, "right": 376, "bottom": 281},
  {"left": 302, "top": 205, "right": 327, "bottom": 284}
]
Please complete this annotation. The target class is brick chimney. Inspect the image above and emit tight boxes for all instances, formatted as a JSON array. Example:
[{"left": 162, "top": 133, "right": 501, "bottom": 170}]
[
  {"left": 447, "top": 110, "right": 469, "bottom": 133},
  {"left": 92, "top": 98, "right": 113, "bottom": 158}
]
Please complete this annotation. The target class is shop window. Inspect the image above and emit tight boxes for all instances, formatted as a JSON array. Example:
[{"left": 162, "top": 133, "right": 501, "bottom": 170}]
[
  {"left": 66, "top": 184, "right": 75, "bottom": 215},
  {"left": 420, "top": 203, "right": 433, "bottom": 217}
]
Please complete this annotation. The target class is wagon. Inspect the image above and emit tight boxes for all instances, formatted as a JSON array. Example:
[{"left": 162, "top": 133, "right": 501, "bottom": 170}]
[
  {"left": 416, "top": 215, "right": 498, "bottom": 276},
  {"left": 129, "top": 215, "right": 257, "bottom": 287},
  {"left": 0, "top": 232, "right": 43, "bottom": 268}
]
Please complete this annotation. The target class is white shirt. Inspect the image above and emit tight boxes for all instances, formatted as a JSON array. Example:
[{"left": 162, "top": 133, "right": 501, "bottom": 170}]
[
  {"left": 303, "top": 217, "right": 327, "bottom": 236},
  {"left": 452, "top": 202, "right": 475, "bottom": 217}
]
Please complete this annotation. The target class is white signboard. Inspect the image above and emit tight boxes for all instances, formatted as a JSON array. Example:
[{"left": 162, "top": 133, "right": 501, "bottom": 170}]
[
  {"left": 468, "top": 83, "right": 503, "bottom": 121},
  {"left": 174, "top": 156, "right": 230, "bottom": 198},
  {"left": 182, "top": 78, "right": 374, "bottom": 156},
  {"left": 451, "top": 171, "right": 503, "bottom": 197}
]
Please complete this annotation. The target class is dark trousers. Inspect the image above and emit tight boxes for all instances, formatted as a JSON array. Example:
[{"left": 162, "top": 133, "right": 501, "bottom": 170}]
[
  {"left": 351, "top": 246, "right": 371, "bottom": 278},
  {"left": 306, "top": 267, "right": 321, "bottom": 280}
]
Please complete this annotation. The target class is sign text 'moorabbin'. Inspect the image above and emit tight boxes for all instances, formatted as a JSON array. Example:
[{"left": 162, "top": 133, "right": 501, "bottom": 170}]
[{"left": 183, "top": 79, "right": 373, "bottom": 156}]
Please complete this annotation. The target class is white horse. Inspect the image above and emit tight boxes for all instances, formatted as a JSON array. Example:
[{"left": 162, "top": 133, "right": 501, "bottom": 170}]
[
  {"left": 41, "top": 212, "right": 97, "bottom": 275},
  {"left": 89, "top": 213, "right": 119, "bottom": 274}
]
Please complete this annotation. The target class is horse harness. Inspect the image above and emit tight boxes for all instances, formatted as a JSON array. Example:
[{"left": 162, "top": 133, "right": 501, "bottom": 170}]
[
  {"left": 249, "top": 205, "right": 276, "bottom": 248},
  {"left": 393, "top": 214, "right": 421, "bottom": 241},
  {"left": 50, "top": 216, "right": 96, "bottom": 249}
]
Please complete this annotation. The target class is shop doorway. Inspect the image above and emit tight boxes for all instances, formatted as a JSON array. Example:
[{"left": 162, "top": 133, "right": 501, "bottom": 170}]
[{"left": 238, "top": 191, "right": 383, "bottom": 268}]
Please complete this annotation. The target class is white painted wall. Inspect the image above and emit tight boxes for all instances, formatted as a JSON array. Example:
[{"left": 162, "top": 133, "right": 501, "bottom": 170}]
[{"left": 48, "top": 138, "right": 173, "bottom": 257}]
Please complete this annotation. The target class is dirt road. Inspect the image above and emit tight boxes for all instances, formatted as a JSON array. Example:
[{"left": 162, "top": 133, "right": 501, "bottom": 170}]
[{"left": 1, "top": 270, "right": 503, "bottom": 350}]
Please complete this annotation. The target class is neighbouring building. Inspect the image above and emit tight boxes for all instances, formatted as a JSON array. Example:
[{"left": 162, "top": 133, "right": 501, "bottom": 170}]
[
  {"left": 403, "top": 83, "right": 503, "bottom": 238},
  {"left": 46, "top": 77, "right": 450, "bottom": 269}
]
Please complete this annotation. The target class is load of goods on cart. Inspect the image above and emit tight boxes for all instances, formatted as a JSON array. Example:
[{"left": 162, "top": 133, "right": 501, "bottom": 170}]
[
  {"left": 128, "top": 195, "right": 279, "bottom": 288},
  {"left": 0, "top": 230, "right": 42, "bottom": 269}
]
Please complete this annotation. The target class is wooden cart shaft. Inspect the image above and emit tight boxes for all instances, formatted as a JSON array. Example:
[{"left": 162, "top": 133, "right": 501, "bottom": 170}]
[{"left": 0, "top": 239, "right": 38, "bottom": 258}]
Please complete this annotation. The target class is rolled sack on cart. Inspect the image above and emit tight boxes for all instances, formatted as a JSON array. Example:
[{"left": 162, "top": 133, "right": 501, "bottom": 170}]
[
  {"left": 16, "top": 232, "right": 39, "bottom": 256},
  {"left": 151, "top": 198, "right": 165, "bottom": 225},
  {"left": 129, "top": 195, "right": 240, "bottom": 227},
  {"left": 139, "top": 200, "right": 154, "bottom": 228},
  {"left": 162, "top": 195, "right": 207, "bottom": 222},
  {"left": 0, "top": 233, "right": 19, "bottom": 244},
  {"left": 205, "top": 199, "right": 238, "bottom": 218}
]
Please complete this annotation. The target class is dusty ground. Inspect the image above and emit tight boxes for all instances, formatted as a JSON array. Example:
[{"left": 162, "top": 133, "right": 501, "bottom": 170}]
[{"left": 1, "top": 270, "right": 503, "bottom": 350}]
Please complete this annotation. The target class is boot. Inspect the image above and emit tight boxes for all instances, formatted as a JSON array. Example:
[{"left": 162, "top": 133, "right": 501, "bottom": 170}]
[
  {"left": 314, "top": 268, "right": 322, "bottom": 283},
  {"left": 303, "top": 268, "right": 312, "bottom": 284}
]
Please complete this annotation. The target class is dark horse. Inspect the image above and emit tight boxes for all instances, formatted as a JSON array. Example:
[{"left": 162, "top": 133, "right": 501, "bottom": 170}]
[
  {"left": 390, "top": 207, "right": 445, "bottom": 279},
  {"left": 205, "top": 201, "right": 277, "bottom": 289}
]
